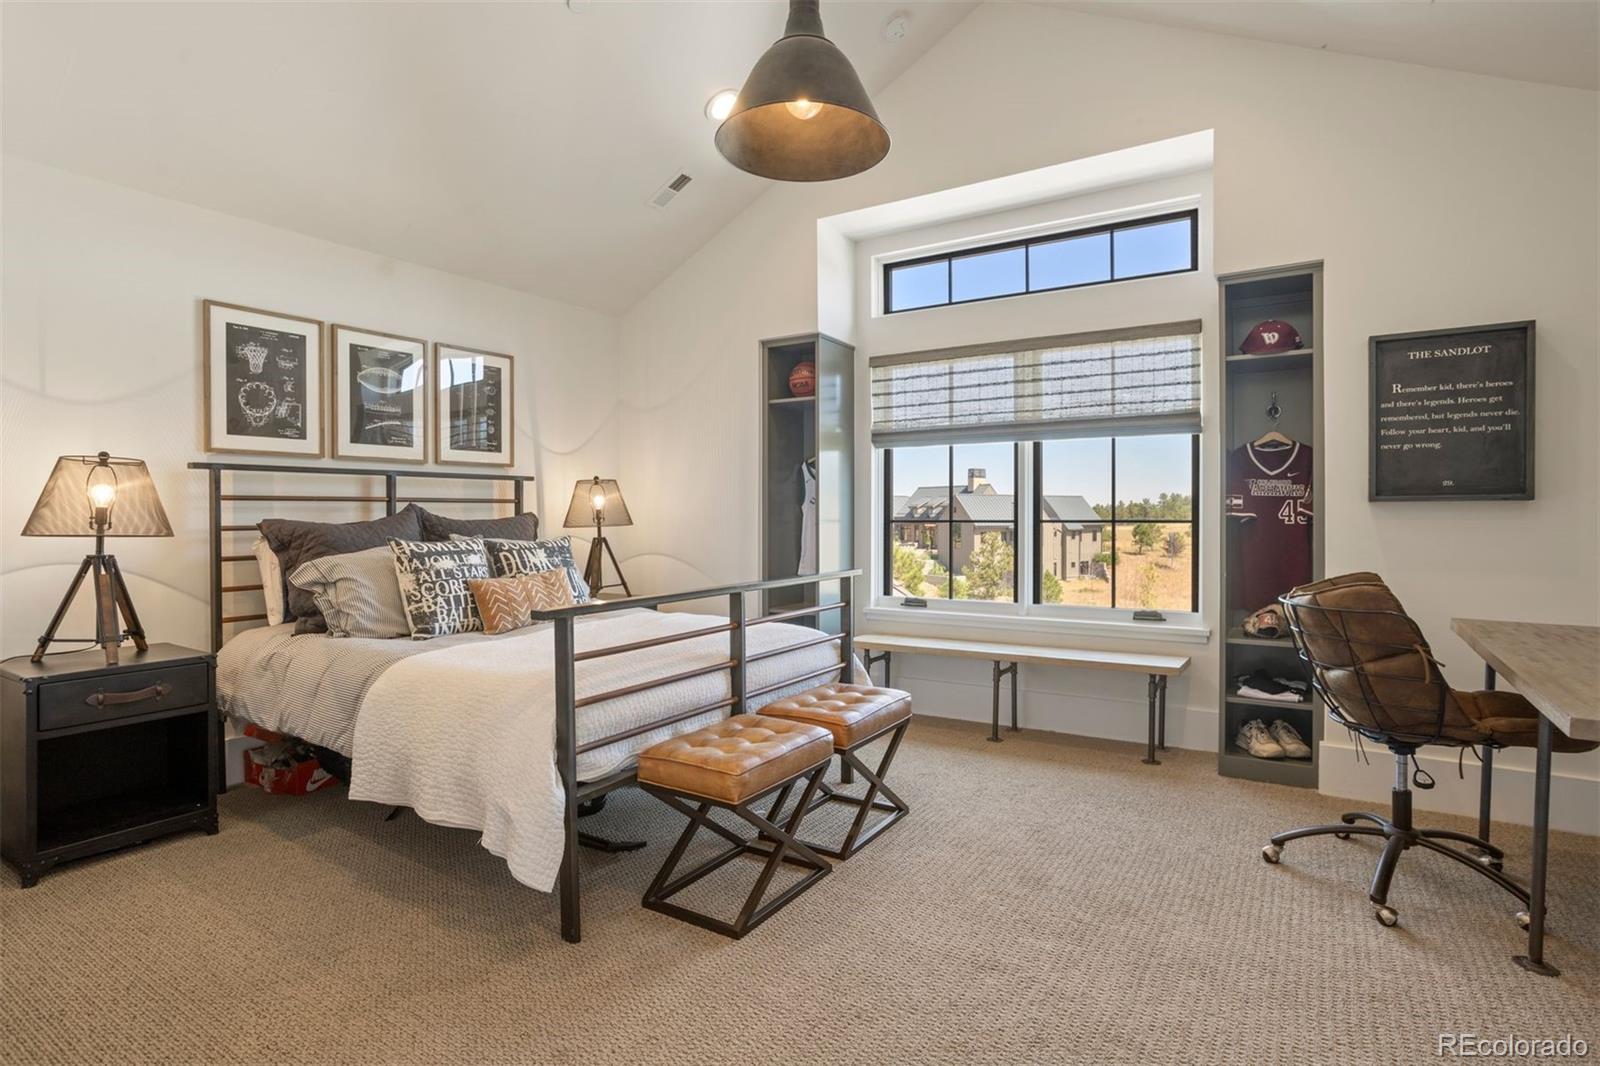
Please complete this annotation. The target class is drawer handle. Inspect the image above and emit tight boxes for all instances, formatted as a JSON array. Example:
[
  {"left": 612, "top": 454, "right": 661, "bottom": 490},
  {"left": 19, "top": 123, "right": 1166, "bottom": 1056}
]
[{"left": 84, "top": 682, "right": 173, "bottom": 708}]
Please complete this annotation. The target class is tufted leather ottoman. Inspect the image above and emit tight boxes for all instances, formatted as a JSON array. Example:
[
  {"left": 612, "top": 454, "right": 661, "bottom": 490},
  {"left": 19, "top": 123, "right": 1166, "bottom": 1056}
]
[
  {"left": 636, "top": 714, "right": 834, "bottom": 938},
  {"left": 759, "top": 683, "right": 912, "bottom": 859}
]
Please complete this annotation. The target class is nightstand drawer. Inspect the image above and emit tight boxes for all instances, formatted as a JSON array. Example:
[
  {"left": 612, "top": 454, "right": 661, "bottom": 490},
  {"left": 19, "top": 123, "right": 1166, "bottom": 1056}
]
[{"left": 37, "top": 663, "right": 210, "bottom": 731}]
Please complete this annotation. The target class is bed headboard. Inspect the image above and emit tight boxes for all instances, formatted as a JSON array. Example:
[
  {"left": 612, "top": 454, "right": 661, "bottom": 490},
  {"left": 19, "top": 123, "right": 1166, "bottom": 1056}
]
[{"left": 187, "top": 461, "right": 537, "bottom": 652}]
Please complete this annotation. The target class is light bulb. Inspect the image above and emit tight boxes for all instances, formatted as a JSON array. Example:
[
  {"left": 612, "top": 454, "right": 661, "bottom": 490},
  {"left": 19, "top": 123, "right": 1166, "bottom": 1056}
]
[
  {"left": 785, "top": 98, "right": 823, "bottom": 120},
  {"left": 705, "top": 89, "right": 738, "bottom": 122},
  {"left": 592, "top": 493, "right": 607, "bottom": 511},
  {"left": 87, "top": 482, "right": 116, "bottom": 509}
]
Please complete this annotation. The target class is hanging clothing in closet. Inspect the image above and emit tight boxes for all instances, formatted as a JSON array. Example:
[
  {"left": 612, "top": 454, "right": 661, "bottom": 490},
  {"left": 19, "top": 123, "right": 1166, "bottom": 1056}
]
[
  {"left": 798, "top": 458, "right": 818, "bottom": 575},
  {"left": 1225, "top": 439, "right": 1313, "bottom": 612}
]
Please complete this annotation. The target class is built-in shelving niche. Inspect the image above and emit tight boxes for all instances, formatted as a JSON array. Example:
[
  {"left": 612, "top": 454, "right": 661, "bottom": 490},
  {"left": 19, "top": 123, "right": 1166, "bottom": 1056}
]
[
  {"left": 1217, "top": 265, "right": 1324, "bottom": 788},
  {"left": 759, "top": 333, "right": 854, "bottom": 629}
]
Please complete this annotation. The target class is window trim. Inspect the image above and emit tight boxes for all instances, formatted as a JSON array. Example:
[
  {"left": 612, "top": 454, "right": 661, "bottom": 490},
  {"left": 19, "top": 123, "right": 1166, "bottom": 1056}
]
[{"left": 882, "top": 209, "right": 1199, "bottom": 315}]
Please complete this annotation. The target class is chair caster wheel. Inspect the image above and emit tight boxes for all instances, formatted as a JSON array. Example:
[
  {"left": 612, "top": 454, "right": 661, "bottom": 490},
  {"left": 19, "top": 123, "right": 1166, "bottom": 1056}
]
[
  {"left": 1516, "top": 911, "right": 1531, "bottom": 930},
  {"left": 1471, "top": 851, "right": 1503, "bottom": 871},
  {"left": 1334, "top": 831, "right": 1351, "bottom": 840},
  {"left": 1262, "top": 844, "right": 1282, "bottom": 864},
  {"left": 1374, "top": 905, "right": 1399, "bottom": 927}
]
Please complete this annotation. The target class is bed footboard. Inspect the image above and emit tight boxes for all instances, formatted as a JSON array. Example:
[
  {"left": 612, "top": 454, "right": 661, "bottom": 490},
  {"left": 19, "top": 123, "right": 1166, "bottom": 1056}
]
[{"left": 542, "top": 570, "right": 860, "bottom": 944}]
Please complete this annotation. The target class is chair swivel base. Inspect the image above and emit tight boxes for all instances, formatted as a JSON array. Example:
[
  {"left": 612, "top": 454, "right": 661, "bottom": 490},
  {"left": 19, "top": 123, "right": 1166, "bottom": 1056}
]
[{"left": 1262, "top": 790, "right": 1531, "bottom": 930}]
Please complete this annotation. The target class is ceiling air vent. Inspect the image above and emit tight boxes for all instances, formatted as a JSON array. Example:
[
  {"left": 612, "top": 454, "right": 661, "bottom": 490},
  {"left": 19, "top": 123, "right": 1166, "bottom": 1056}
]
[{"left": 647, "top": 172, "right": 693, "bottom": 209}]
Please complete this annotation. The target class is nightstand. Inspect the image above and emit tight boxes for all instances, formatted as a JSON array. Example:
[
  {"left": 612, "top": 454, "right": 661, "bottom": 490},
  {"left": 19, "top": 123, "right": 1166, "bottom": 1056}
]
[{"left": 1, "top": 643, "right": 218, "bottom": 887}]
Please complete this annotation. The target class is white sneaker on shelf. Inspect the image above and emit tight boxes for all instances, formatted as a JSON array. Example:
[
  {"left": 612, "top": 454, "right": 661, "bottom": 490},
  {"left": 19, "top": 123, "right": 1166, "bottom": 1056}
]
[
  {"left": 1269, "top": 720, "right": 1312, "bottom": 760},
  {"left": 1236, "top": 719, "right": 1285, "bottom": 759}
]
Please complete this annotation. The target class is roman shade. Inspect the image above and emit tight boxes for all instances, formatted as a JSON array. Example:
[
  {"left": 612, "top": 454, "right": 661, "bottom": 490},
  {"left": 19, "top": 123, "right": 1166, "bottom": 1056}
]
[{"left": 869, "top": 320, "right": 1202, "bottom": 446}]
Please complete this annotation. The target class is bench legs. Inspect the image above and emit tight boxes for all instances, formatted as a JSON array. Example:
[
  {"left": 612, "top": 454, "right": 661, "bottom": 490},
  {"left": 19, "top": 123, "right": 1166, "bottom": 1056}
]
[
  {"left": 641, "top": 766, "right": 831, "bottom": 939},
  {"left": 1143, "top": 673, "right": 1168, "bottom": 765},
  {"left": 989, "top": 660, "right": 1019, "bottom": 742}
]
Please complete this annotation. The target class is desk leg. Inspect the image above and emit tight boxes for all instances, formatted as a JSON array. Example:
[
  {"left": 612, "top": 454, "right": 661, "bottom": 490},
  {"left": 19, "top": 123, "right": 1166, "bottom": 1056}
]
[
  {"left": 1478, "top": 665, "right": 1495, "bottom": 846},
  {"left": 989, "top": 660, "right": 1002, "bottom": 743},
  {"left": 1142, "top": 675, "right": 1160, "bottom": 765},
  {"left": 1157, "top": 676, "right": 1168, "bottom": 751},
  {"left": 1010, "top": 662, "right": 1019, "bottom": 733},
  {"left": 1514, "top": 714, "right": 1559, "bottom": 977}
]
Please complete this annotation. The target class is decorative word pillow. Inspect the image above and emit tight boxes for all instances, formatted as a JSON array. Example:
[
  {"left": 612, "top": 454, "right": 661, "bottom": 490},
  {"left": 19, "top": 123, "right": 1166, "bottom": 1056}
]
[
  {"left": 468, "top": 571, "right": 574, "bottom": 635},
  {"left": 388, "top": 537, "right": 491, "bottom": 639},
  {"left": 456, "top": 535, "right": 591, "bottom": 604},
  {"left": 288, "top": 546, "right": 410, "bottom": 639}
]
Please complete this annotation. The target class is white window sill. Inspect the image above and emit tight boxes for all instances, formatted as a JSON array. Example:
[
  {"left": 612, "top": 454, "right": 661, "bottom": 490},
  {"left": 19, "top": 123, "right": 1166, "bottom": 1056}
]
[{"left": 861, "top": 604, "right": 1212, "bottom": 646}]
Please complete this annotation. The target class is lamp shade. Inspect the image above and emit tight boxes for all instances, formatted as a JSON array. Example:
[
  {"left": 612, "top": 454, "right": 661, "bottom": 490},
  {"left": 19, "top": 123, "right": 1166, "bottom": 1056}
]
[
  {"left": 714, "top": 0, "right": 889, "bottom": 182},
  {"left": 563, "top": 477, "right": 632, "bottom": 529},
  {"left": 22, "top": 453, "right": 173, "bottom": 537}
]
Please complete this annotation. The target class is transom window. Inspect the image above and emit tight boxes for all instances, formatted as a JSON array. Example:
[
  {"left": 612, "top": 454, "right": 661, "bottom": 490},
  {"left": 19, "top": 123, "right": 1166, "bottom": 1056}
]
[{"left": 883, "top": 210, "right": 1198, "bottom": 314}]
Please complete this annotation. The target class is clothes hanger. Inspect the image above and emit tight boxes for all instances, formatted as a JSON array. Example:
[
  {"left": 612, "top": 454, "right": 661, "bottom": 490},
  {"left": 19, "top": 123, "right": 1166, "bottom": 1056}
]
[{"left": 1252, "top": 392, "right": 1295, "bottom": 449}]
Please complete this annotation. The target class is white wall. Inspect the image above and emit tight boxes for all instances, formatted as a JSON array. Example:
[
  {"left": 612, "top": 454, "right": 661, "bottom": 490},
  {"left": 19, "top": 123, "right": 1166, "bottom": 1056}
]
[
  {"left": 1, "top": 158, "right": 621, "bottom": 659},
  {"left": 617, "top": 5, "right": 1599, "bottom": 831}
]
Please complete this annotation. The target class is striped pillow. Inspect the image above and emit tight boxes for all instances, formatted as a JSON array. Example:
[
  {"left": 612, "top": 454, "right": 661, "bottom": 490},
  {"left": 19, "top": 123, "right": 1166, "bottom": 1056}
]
[
  {"left": 468, "top": 571, "right": 574, "bottom": 635},
  {"left": 287, "top": 546, "right": 410, "bottom": 639}
]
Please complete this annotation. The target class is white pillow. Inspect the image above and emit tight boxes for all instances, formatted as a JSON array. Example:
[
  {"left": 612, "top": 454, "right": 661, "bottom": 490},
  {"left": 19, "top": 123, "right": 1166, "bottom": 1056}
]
[{"left": 253, "top": 536, "right": 286, "bottom": 626}]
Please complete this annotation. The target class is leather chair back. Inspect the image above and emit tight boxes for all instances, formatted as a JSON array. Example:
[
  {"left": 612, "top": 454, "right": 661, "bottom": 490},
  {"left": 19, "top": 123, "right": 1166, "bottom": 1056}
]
[{"left": 1279, "top": 573, "right": 1473, "bottom": 746}]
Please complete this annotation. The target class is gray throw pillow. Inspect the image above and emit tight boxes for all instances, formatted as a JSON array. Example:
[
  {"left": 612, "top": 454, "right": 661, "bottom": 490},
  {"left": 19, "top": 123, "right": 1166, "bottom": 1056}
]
[
  {"left": 390, "top": 537, "right": 492, "bottom": 639},
  {"left": 259, "top": 504, "right": 424, "bottom": 634},
  {"left": 419, "top": 507, "right": 539, "bottom": 543},
  {"left": 288, "top": 546, "right": 410, "bottom": 639},
  {"left": 459, "top": 534, "right": 591, "bottom": 604}
]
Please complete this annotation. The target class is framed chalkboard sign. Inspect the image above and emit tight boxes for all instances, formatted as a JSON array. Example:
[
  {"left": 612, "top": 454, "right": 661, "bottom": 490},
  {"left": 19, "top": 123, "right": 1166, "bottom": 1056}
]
[{"left": 1370, "top": 321, "right": 1533, "bottom": 501}]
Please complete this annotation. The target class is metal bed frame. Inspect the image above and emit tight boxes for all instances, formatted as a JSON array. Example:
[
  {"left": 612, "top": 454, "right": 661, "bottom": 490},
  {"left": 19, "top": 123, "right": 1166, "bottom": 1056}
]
[{"left": 191, "top": 460, "right": 858, "bottom": 943}]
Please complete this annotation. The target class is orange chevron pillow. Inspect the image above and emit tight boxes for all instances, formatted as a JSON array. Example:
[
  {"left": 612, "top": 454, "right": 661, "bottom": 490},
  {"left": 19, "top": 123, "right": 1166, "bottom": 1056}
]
[{"left": 468, "top": 571, "right": 574, "bottom": 635}]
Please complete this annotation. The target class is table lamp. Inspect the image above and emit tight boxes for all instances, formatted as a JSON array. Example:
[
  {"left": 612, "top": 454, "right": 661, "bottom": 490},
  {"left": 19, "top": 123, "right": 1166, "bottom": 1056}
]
[
  {"left": 563, "top": 476, "right": 632, "bottom": 597},
  {"left": 22, "top": 452, "right": 172, "bottom": 665}
]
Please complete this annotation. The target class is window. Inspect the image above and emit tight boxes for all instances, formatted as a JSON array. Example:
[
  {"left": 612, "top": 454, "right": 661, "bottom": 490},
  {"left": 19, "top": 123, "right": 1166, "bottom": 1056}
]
[
  {"left": 884, "top": 210, "right": 1197, "bottom": 314},
  {"left": 885, "top": 443, "right": 1018, "bottom": 602},
  {"left": 871, "top": 321, "right": 1203, "bottom": 623},
  {"left": 1035, "top": 435, "right": 1198, "bottom": 613}
]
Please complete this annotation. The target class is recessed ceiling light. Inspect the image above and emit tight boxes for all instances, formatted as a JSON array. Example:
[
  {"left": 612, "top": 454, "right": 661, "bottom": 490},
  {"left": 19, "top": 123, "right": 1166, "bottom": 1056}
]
[
  {"left": 883, "top": 10, "right": 912, "bottom": 42},
  {"left": 565, "top": 0, "right": 593, "bottom": 12},
  {"left": 705, "top": 89, "right": 739, "bottom": 122}
]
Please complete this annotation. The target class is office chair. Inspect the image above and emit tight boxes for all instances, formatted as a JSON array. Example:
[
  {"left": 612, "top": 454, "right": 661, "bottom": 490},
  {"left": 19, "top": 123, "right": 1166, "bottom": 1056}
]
[{"left": 1261, "top": 572, "right": 1598, "bottom": 928}]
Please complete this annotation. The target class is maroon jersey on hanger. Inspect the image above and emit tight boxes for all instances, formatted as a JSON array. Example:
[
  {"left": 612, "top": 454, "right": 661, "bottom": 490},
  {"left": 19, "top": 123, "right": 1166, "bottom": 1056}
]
[{"left": 1226, "top": 441, "right": 1313, "bottom": 612}]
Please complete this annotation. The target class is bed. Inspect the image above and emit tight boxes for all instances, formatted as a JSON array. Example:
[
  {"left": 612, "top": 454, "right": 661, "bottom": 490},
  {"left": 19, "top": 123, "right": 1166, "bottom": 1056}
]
[{"left": 194, "top": 460, "right": 860, "bottom": 943}]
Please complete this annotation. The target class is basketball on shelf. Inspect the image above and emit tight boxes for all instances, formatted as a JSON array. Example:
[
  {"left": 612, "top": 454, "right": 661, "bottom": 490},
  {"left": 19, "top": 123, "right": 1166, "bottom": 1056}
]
[{"left": 788, "top": 361, "right": 816, "bottom": 397}]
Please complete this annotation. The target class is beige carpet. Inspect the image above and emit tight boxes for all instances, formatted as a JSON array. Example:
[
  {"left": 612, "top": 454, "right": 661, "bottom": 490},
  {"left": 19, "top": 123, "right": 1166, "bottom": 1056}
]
[{"left": 3, "top": 717, "right": 1596, "bottom": 1066}]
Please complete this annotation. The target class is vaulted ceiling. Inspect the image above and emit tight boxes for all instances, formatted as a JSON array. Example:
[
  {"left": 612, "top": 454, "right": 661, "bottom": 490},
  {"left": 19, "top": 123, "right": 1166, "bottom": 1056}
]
[{"left": 5, "top": 1, "right": 1594, "bottom": 316}]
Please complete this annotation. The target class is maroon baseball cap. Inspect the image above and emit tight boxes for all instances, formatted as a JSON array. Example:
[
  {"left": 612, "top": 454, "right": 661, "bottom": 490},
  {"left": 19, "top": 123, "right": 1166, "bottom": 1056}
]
[{"left": 1240, "top": 320, "right": 1302, "bottom": 355}]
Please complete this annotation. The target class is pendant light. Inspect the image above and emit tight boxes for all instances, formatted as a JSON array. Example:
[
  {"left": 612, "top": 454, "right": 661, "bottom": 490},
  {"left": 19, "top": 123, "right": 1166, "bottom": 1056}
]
[{"left": 715, "top": 0, "right": 890, "bottom": 182}]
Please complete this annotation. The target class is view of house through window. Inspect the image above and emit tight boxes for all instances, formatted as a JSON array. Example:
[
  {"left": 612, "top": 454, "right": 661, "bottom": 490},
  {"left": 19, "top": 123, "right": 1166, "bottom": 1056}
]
[
  {"left": 887, "top": 443, "right": 1018, "bottom": 602},
  {"left": 882, "top": 435, "right": 1197, "bottom": 614}
]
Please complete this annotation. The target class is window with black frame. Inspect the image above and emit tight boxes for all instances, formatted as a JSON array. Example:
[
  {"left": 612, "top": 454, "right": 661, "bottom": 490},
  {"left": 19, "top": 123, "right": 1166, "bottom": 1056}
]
[
  {"left": 872, "top": 321, "right": 1202, "bottom": 617},
  {"left": 1035, "top": 435, "right": 1198, "bottom": 612},
  {"left": 885, "top": 443, "right": 1019, "bottom": 602},
  {"left": 884, "top": 210, "right": 1198, "bottom": 314}
]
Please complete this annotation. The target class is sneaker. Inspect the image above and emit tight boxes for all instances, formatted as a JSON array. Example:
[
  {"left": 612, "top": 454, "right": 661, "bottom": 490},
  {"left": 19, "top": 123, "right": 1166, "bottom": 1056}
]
[
  {"left": 1269, "top": 720, "right": 1312, "bottom": 759},
  {"left": 1236, "top": 719, "right": 1285, "bottom": 759}
]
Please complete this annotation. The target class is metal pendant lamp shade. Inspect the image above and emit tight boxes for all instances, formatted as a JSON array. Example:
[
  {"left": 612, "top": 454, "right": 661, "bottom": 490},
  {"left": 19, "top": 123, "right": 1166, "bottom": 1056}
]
[{"left": 715, "top": 0, "right": 889, "bottom": 182}]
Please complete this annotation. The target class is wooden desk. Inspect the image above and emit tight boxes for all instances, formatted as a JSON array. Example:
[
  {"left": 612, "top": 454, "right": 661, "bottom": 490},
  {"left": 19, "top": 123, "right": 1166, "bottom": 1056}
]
[
  {"left": 854, "top": 633, "right": 1189, "bottom": 763},
  {"left": 1451, "top": 618, "right": 1600, "bottom": 977}
]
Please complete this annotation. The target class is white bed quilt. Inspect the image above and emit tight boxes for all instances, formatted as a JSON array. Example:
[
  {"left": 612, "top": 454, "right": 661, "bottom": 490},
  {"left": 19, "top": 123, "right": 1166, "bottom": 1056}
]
[{"left": 348, "top": 610, "right": 856, "bottom": 893}]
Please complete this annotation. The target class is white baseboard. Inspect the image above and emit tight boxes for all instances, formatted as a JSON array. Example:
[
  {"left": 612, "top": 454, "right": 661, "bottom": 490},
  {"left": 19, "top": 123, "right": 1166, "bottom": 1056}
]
[{"left": 1317, "top": 740, "right": 1599, "bottom": 837}]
